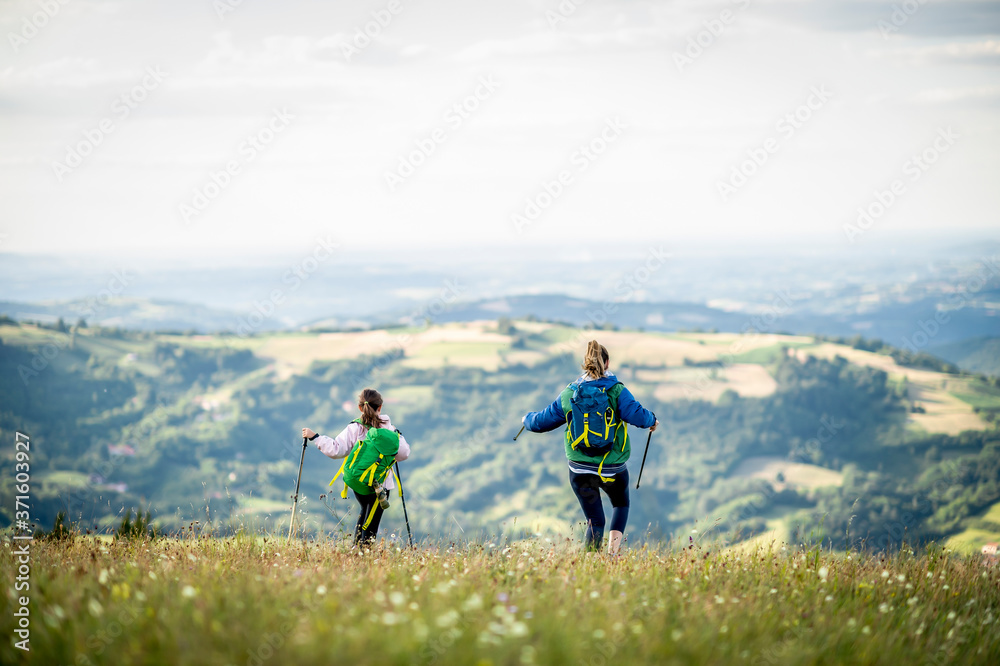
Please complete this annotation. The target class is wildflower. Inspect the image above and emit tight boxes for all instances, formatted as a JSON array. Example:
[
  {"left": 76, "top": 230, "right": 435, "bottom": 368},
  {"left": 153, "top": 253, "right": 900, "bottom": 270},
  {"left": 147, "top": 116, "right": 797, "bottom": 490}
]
[
  {"left": 463, "top": 594, "right": 483, "bottom": 611},
  {"left": 181, "top": 585, "right": 197, "bottom": 598},
  {"left": 879, "top": 603, "right": 890, "bottom": 613},
  {"left": 947, "top": 611, "right": 956, "bottom": 620},
  {"left": 896, "top": 574, "right": 905, "bottom": 583},
  {"left": 881, "top": 571, "right": 890, "bottom": 579},
  {"left": 770, "top": 588, "right": 777, "bottom": 594},
  {"left": 825, "top": 595, "right": 833, "bottom": 602},
  {"left": 862, "top": 626, "right": 871, "bottom": 635},
  {"left": 98, "top": 569, "right": 109, "bottom": 585},
  {"left": 671, "top": 629, "right": 683, "bottom": 641},
  {"left": 818, "top": 566, "right": 829, "bottom": 581},
  {"left": 510, "top": 622, "right": 529, "bottom": 637},
  {"left": 382, "top": 612, "right": 399, "bottom": 625},
  {"left": 436, "top": 610, "right": 459, "bottom": 628},
  {"left": 87, "top": 599, "right": 103, "bottom": 617},
  {"left": 316, "top": 585, "right": 327, "bottom": 595},
  {"left": 907, "top": 597, "right": 918, "bottom": 606}
]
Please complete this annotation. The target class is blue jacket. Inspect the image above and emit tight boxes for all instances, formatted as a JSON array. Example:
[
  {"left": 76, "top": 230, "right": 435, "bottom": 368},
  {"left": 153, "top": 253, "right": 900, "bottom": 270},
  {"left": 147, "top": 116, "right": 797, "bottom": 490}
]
[{"left": 525, "top": 374, "right": 656, "bottom": 433}]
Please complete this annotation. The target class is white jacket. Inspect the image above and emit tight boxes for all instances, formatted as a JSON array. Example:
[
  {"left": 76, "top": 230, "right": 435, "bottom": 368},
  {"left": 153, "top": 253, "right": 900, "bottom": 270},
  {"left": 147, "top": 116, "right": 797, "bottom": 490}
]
[{"left": 314, "top": 414, "right": 410, "bottom": 491}]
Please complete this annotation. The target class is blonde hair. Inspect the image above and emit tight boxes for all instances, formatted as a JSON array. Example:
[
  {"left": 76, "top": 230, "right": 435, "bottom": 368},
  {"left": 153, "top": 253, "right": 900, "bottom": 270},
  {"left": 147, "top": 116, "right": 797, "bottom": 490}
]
[
  {"left": 358, "top": 388, "right": 384, "bottom": 429},
  {"left": 581, "top": 340, "right": 609, "bottom": 379}
]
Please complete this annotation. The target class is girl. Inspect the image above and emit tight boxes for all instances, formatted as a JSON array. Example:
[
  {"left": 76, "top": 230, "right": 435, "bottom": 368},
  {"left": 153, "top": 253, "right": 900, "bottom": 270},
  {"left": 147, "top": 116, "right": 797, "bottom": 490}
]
[
  {"left": 302, "top": 387, "right": 410, "bottom": 546},
  {"left": 522, "top": 340, "right": 657, "bottom": 554}
]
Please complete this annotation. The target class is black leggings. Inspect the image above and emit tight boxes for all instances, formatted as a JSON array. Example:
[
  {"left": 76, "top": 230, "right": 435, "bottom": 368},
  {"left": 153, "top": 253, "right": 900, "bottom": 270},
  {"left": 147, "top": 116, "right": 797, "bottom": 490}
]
[
  {"left": 353, "top": 489, "right": 388, "bottom": 546},
  {"left": 569, "top": 469, "right": 630, "bottom": 551}
]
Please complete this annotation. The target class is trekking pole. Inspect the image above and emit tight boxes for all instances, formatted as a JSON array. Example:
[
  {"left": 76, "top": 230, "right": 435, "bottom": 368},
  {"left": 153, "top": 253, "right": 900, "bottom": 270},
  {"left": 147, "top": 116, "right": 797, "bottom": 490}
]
[
  {"left": 635, "top": 430, "right": 653, "bottom": 489},
  {"left": 287, "top": 436, "right": 308, "bottom": 541},
  {"left": 513, "top": 425, "right": 525, "bottom": 441},
  {"left": 395, "top": 462, "right": 414, "bottom": 549}
]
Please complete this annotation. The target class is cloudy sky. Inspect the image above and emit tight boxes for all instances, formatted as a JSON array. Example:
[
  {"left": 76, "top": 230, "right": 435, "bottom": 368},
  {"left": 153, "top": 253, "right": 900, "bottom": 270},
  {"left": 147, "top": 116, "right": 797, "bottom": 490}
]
[{"left": 1, "top": 0, "right": 998, "bottom": 259}]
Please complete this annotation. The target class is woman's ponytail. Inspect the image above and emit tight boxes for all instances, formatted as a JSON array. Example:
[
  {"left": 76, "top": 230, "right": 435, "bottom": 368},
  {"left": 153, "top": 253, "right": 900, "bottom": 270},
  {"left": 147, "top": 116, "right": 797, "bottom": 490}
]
[
  {"left": 358, "top": 388, "right": 384, "bottom": 429},
  {"left": 581, "top": 340, "right": 610, "bottom": 379}
]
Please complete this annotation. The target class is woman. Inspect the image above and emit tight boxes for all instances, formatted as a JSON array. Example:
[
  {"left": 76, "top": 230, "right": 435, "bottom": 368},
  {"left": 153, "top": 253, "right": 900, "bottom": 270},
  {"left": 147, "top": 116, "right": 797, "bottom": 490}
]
[
  {"left": 303, "top": 388, "right": 410, "bottom": 546},
  {"left": 522, "top": 340, "right": 657, "bottom": 554}
]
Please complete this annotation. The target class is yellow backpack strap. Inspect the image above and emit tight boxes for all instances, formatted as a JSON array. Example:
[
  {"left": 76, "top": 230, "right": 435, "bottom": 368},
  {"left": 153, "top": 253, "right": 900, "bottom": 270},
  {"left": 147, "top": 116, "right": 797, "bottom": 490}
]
[
  {"left": 362, "top": 500, "right": 380, "bottom": 529},
  {"left": 597, "top": 450, "right": 614, "bottom": 483},
  {"left": 359, "top": 463, "right": 379, "bottom": 486},
  {"left": 392, "top": 463, "right": 401, "bottom": 493},
  {"left": 329, "top": 457, "right": 348, "bottom": 487}
]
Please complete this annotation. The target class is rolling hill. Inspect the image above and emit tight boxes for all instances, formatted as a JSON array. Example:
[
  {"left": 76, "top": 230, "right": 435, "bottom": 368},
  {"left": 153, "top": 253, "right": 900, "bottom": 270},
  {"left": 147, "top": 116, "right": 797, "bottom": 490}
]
[{"left": 1, "top": 318, "right": 998, "bottom": 554}]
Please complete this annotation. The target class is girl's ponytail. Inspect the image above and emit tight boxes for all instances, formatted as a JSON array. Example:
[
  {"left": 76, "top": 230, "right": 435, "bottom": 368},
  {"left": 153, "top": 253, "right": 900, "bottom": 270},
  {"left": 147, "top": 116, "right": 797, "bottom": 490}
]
[
  {"left": 581, "top": 340, "right": 610, "bottom": 380},
  {"left": 358, "top": 388, "right": 384, "bottom": 429}
]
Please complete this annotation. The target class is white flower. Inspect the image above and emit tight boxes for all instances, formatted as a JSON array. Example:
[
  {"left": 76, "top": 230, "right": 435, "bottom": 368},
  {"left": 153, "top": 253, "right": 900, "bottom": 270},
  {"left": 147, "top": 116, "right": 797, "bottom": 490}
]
[
  {"left": 316, "top": 585, "right": 327, "bottom": 596},
  {"left": 896, "top": 574, "right": 905, "bottom": 583},
  {"left": 881, "top": 571, "right": 890, "bottom": 579},
  {"left": 879, "top": 603, "right": 890, "bottom": 613},
  {"left": 181, "top": 585, "right": 197, "bottom": 598},
  {"left": 389, "top": 591, "right": 406, "bottom": 607},
  {"left": 825, "top": 595, "right": 833, "bottom": 602},
  {"left": 436, "top": 610, "right": 460, "bottom": 628},
  {"left": 818, "top": 566, "right": 829, "bottom": 581}
]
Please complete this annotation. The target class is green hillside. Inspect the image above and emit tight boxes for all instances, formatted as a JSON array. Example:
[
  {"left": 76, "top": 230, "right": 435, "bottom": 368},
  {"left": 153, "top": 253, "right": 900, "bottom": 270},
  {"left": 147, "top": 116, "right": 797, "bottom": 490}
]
[{"left": 2, "top": 319, "right": 999, "bottom": 553}]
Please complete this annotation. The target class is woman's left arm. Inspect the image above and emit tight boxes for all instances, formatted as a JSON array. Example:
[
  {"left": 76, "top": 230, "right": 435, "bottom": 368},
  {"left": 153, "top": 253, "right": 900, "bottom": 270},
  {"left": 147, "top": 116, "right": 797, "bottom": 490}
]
[{"left": 617, "top": 385, "right": 657, "bottom": 428}]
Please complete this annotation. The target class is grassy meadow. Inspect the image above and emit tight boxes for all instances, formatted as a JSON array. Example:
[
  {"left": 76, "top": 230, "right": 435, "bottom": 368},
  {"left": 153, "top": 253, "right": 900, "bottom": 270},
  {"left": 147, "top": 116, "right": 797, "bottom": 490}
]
[{"left": 2, "top": 533, "right": 998, "bottom": 666}]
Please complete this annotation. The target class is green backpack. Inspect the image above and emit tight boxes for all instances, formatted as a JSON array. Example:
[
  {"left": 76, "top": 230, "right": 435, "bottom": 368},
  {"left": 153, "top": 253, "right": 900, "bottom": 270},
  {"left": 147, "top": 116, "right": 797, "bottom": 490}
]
[{"left": 329, "top": 419, "right": 401, "bottom": 499}]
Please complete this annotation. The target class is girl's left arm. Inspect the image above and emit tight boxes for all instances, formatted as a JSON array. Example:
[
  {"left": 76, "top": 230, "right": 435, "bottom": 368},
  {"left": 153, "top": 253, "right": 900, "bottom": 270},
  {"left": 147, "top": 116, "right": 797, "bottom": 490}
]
[{"left": 394, "top": 432, "right": 410, "bottom": 462}]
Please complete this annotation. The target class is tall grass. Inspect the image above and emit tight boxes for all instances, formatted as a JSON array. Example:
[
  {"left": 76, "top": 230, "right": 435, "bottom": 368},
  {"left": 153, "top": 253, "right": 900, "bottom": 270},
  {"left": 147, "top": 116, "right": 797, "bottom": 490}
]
[{"left": 1, "top": 532, "right": 997, "bottom": 665}]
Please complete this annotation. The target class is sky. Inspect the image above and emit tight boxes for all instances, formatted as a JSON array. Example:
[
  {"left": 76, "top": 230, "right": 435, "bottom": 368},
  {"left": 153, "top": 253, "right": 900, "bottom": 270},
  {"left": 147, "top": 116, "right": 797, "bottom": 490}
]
[{"left": 0, "top": 0, "right": 998, "bottom": 259}]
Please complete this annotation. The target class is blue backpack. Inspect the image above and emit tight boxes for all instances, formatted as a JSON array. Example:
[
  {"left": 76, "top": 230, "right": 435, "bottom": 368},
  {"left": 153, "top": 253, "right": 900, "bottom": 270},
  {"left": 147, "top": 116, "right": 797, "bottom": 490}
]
[{"left": 566, "top": 382, "right": 623, "bottom": 457}]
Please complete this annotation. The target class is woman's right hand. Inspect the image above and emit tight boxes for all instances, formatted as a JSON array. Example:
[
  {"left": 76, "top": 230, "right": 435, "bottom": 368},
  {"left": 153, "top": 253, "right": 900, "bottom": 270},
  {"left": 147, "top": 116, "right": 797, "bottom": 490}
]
[
  {"left": 650, "top": 420, "right": 659, "bottom": 432},
  {"left": 302, "top": 427, "right": 316, "bottom": 439}
]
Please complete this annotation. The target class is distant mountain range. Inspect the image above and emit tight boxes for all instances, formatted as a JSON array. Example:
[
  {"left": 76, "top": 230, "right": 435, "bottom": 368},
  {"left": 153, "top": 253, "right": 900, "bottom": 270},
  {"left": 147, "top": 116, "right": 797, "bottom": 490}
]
[{"left": 2, "top": 292, "right": 997, "bottom": 375}]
